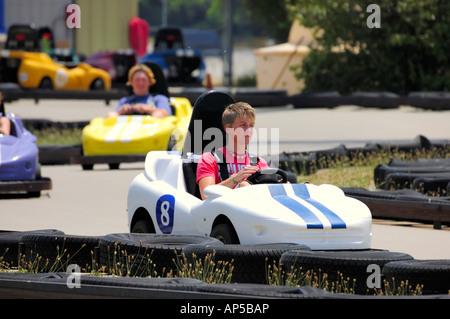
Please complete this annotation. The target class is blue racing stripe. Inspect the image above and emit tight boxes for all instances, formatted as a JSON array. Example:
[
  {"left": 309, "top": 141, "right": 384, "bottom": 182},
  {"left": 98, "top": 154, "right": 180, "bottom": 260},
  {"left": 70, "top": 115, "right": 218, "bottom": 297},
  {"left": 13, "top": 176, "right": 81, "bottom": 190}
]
[
  {"left": 292, "top": 184, "right": 346, "bottom": 229},
  {"left": 268, "top": 185, "right": 323, "bottom": 229}
]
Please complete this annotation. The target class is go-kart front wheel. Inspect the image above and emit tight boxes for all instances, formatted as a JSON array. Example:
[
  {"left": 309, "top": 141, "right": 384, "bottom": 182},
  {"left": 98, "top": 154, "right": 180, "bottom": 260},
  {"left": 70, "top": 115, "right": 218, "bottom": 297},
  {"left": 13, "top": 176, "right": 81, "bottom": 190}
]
[{"left": 210, "top": 223, "right": 239, "bottom": 244}]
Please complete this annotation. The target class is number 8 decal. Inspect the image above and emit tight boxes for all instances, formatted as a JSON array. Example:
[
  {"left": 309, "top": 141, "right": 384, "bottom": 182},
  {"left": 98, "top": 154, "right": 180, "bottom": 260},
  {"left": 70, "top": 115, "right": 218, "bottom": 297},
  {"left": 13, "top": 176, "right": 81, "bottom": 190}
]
[{"left": 156, "top": 194, "right": 175, "bottom": 234}]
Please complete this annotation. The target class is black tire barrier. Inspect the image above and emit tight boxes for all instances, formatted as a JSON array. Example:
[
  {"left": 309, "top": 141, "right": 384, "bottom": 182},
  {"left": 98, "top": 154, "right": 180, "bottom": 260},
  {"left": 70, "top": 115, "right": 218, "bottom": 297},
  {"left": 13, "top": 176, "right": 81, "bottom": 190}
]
[
  {"left": 277, "top": 135, "right": 448, "bottom": 177},
  {"left": 280, "top": 250, "right": 414, "bottom": 295},
  {"left": 38, "top": 144, "right": 82, "bottom": 165},
  {"left": 375, "top": 135, "right": 432, "bottom": 152},
  {"left": 0, "top": 272, "right": 209, "bottom": 298},
  {"left": 23, "top": 119, "right": 89, "bottom": 131},
  {"left": 385, "top": 173, "right": 450, "bottom": 195},
  {"left": 1, "top": 271, "right": 449, "bottom": 299},
  {"left": 374, "top": 164, "right": 450, "bottom": 189},
  {"left": 0, "top": 229, "right": 64, "bottom": 267},
  {"left": 278, "top": 151, "right": 317, "bottom": 175},
  {"left": 98, "top": 233, "right": 223, "bottom": 276},
  {"left": 182, "top": 243, "right": 311, "bottom": 284},
  {"left": 412, "top": 177, "right": 450, "bottom": 197},
  {"left": 374, "top": 156, "right": 450, "bottom": 196},
  {"left": 20, "top": 233, "right": 101, "bottom": 272},
  {"left": 388, "top": 157, "right": 450, "bottom": 168},
  {"left": 195, "top": 282, "right": 334, "bottom": 299},
  {"left": 2, "top": 230, "right": 450, "bottom": 297},
  {"left": 234, "top": 88, "right": 290, "bottom": 108},
  {"left": 382, "top": 260, "right": 450, "bottom": 295},
  {"left": 80, "top": 275, "right": 206, "bottom": 293}
]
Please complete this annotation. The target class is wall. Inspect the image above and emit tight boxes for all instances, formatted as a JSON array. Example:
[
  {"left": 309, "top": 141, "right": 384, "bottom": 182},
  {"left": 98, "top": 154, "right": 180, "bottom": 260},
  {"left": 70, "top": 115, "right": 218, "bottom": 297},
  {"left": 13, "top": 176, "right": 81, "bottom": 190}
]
[
  {"left": 4, "top": 0, "right": 72, "bottom": 48},
  {"left": 75, "top": 0, "right": 139, "bottom": 55}
]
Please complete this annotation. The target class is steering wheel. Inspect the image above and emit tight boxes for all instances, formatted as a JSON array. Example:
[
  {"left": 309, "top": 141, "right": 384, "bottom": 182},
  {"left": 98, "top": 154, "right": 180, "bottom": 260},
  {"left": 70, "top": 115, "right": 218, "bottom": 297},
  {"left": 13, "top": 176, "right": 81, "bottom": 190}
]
[{"left": 246, "top": 168, "right": 289, "bottom": 185}]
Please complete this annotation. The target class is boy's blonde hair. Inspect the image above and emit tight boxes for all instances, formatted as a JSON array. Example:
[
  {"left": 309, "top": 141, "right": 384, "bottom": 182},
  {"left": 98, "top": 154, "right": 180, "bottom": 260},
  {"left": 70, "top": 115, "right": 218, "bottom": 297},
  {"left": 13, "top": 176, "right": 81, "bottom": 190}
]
[
  {"left": 222, "top": 102, "right": 255, "bottom": 127},
  {"left": 126, "top": 64, "right": 156, "bottom": 86}
]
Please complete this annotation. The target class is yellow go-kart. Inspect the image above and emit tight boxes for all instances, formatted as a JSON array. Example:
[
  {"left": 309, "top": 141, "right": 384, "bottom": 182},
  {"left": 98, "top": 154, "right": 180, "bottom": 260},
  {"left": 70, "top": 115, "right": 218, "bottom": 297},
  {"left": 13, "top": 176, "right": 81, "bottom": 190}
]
[
  {"left": 77, "top": 63, "right": 193, "bottom": 170},
  {"left": 82, "top": 98, "right": 191, "bottom": 155},
  {"left": 0, "top": 50, "right": 111, "bottom": 91}
]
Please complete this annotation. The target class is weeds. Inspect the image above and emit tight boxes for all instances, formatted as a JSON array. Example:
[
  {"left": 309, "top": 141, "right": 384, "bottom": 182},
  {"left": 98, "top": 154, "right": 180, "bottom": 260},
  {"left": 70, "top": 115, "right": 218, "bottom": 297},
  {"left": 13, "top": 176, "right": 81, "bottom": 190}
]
[
  {"left": 266, "top": 258, "right": 356, "bottom": 294},
  {"left": 103, "top": 240, "right": 157, "bottom": 277},
  {"left": 265, "top": 258, "right": 424, "bottom": 296},
  {"left": 373, "top": 277, "right": 424, "bottom": 296},
  {"left": 0, "top": 242, "right": 427, "bottom": 296},
  {"left": 172, "top": 251, "right": 234, "bottom": 284}
]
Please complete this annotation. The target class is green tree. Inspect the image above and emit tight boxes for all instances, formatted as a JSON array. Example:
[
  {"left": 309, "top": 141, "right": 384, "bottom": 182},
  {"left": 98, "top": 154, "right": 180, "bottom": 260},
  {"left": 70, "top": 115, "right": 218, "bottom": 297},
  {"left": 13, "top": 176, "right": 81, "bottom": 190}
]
[
  {"left": 286, "top": 0, "right": 450, "bottom": 94},
  {"left": 240, "top": 0, "right": 292, "bottom": 43},
  {"left": 139, "top": 0, "right": 291, "bottom": 42}
]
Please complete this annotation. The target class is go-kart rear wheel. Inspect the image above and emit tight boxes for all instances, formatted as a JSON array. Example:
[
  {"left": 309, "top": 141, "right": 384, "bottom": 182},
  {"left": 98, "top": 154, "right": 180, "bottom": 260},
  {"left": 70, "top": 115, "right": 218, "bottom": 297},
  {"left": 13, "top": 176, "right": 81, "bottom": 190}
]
[
  {"left": 82, "top": 163, "right": 94, "bottom": 170},
  {"left": 211, "top": 223, "right": 239, "bottom": 244},
  {"left": 39, "top": 77, "right": 53, "bottom": 89},
  {"left": 108, "top": 163, "right": 120, "bottom": 170},
  {"left": 90, "top": 78, "right": 105, "bottom": 90}
]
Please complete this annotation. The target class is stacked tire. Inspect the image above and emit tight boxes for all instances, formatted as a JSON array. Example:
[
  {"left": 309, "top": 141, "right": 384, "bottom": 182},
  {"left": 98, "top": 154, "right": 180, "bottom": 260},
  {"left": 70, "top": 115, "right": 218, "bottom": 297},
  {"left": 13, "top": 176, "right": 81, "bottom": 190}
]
[
  {"left": 181, "top": 243, "right": 310, "bottom": 284},
  {"left": 0, "top": 229, "right": 65, "bottom": 268},
  {"left": 98, "top": 233, "right": 223, "bottom": 276},
  {"left": 20, "top": 233, "right": 101, "bottom": 272},
  {"left": 382, "top": 260, "right": 450, "bottom": 295},
  {"left": 280, "top": 250, "right": 414, "bottom": 295},
  {"left": 3, "top": 230, "right": 450, "bottom": 296},
  {"left": 375, "top": 157, "right": 450, "bottom": 196}
]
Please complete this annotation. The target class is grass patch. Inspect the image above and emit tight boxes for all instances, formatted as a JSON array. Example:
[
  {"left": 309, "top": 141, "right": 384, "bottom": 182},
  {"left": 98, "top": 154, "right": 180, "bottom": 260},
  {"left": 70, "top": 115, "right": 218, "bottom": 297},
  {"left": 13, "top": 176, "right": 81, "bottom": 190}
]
[
  {"left": 26, "top": 125, "right": 83, "bottom": 145},
  {"left": 299, "top": 166, "right": 376, "bottom": 190}
]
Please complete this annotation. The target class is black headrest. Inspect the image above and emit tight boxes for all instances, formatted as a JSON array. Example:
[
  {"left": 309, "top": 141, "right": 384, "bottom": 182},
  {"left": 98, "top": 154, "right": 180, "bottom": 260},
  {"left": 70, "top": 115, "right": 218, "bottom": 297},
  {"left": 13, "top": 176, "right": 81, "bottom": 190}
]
[
  {"left": 154, "top": 27, "right": 184, "bottom": 50},
  {"left": 182, "top": 90, "right": 235, "bottom": 157}
]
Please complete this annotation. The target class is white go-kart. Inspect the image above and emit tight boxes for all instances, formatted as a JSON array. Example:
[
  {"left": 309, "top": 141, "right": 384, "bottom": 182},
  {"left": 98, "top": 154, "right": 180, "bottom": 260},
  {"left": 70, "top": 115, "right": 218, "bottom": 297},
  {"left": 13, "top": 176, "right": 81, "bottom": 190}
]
[{"left": 126, "top": 91, "right": 372, "bottom": 250}]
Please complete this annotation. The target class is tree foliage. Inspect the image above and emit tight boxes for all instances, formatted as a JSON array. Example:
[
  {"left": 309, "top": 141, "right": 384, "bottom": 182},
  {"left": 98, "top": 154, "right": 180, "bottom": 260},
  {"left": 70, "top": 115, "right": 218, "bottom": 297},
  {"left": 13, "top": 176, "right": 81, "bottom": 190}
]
[
  {"left": 286, "top": 0, "right": 450, "bottom": 94},
  {"left": 139, "top": 0, "right": 291, "bottom": 43}
]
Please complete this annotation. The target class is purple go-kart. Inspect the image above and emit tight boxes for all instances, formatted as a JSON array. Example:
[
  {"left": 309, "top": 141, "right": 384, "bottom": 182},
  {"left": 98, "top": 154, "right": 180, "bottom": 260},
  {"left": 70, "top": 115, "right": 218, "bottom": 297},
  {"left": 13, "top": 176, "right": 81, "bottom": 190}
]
[{"left": 0, "top": 112, "right": 51, "bottom": 197}]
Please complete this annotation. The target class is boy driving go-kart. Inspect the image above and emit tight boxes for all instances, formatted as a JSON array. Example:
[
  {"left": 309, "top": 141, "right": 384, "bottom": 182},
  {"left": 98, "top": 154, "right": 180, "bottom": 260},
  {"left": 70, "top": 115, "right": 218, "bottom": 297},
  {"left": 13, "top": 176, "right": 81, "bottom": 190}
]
[{"left": 126, "top": 90, "right": 372, "bottom": 248}]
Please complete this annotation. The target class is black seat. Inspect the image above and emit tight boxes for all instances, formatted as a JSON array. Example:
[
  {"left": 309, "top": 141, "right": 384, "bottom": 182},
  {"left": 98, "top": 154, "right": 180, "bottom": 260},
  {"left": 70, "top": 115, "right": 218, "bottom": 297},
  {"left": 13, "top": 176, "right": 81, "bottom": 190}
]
[
  {"left": 182, "top": 90, "right": 236, "bottom": 198},
  {"left": 154, "top": 27, "right": 184, "bottom": 51},
  {"left": 142, "top": 62, "right": 170, "bottom": 98},
  {"left": 182, "top": 90, "right": 235, "bottom": 157},
  {"left": 5, "top": 24, "right": 39, "bottom": 51}
]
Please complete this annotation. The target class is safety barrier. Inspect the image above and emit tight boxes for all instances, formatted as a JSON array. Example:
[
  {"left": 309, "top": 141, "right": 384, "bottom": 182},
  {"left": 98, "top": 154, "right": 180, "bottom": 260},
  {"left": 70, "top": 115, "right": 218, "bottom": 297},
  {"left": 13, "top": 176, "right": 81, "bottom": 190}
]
[{"left": 1, "top": 230, "right": 449, "bottom": 298}]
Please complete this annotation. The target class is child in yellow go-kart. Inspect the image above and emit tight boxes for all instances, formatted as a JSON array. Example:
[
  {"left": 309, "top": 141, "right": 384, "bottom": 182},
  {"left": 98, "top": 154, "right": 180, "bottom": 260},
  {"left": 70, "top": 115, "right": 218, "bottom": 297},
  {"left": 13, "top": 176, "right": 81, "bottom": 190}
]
[{"left": 107, "top": 64, "right": 172, "bottom": 119}]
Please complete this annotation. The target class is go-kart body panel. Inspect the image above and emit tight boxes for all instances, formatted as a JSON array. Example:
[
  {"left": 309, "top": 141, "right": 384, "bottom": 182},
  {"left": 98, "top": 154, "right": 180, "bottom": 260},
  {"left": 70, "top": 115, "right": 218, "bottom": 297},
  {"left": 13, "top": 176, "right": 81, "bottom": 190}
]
[{"left": 0, "top": 113, "right": 38, "bottom": 181}]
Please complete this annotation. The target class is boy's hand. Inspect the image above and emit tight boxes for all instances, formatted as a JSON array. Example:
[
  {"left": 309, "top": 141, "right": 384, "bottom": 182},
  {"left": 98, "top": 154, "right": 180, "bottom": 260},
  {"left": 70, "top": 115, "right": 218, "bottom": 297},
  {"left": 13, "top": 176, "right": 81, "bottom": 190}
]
[{"left": 235, "top": 165, "right": 259, "bottom": 183}]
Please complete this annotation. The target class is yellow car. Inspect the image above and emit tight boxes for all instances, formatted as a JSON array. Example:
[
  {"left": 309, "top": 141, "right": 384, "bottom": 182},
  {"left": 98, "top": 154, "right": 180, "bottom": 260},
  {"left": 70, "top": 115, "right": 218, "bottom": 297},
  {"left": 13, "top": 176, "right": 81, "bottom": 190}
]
[
  {"left": 81, "top": 97, "right": 192, "bottom": 157},
  {"left": 0, "top": 50, "right": 111, "bottom": 90}
]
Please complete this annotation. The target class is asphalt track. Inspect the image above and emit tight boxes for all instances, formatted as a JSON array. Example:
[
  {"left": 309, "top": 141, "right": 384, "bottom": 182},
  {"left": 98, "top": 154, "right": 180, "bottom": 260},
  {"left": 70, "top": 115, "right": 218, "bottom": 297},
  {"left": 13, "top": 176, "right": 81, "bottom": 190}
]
[{"left": 1, "top": 98, "right": 450, "bottom": 260}]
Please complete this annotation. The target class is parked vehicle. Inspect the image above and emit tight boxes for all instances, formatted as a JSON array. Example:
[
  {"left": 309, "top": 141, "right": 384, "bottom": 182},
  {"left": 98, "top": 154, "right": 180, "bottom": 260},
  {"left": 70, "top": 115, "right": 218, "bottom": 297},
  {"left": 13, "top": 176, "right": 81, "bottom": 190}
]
[
  {"left": 0, "top": 24, "right": 110, "bottom": 91},
  {"left": 84, "top": 50, "right": 136, "bottom": 88},
  {"left": 140, "top": 27, "right": 206, "bottom": 86}
]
